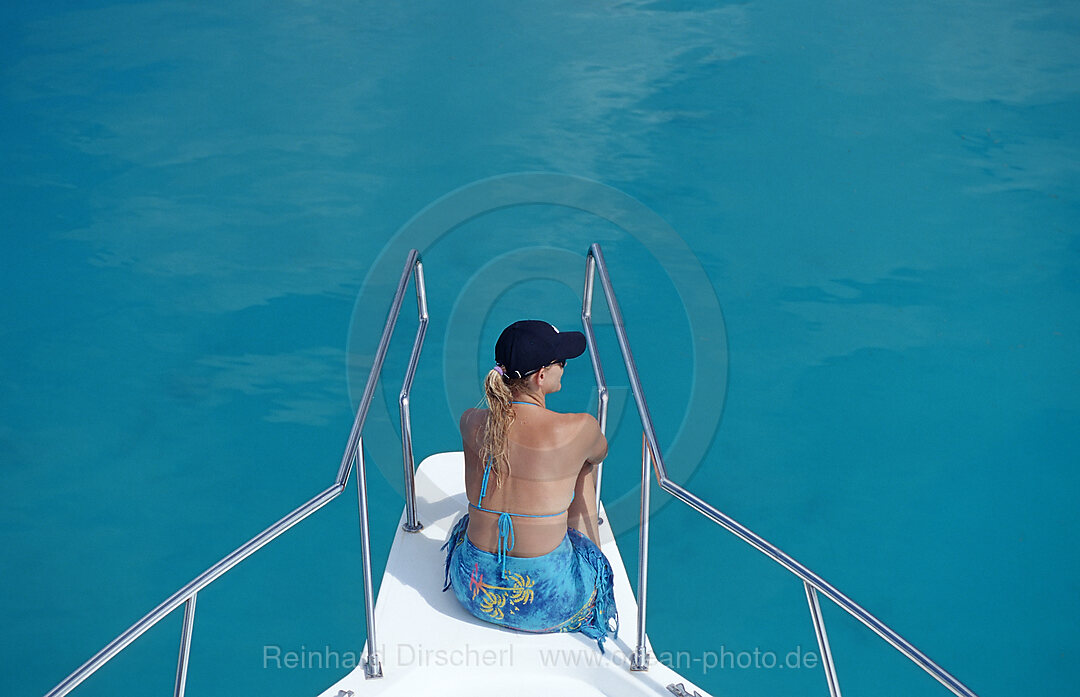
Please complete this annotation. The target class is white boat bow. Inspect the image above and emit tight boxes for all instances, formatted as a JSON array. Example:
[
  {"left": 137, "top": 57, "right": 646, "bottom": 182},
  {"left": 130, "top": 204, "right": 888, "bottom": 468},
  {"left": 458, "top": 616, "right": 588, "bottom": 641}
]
[{"left": 317, "top": 452, "right": 713, "bottom": 697}]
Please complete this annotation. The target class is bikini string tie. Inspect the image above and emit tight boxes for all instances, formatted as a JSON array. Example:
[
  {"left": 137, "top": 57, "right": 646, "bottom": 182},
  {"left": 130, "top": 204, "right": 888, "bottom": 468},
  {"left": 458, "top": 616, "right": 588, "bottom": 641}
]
[{"left": 496, "top": 511, "right": 514, "bottom": 580}]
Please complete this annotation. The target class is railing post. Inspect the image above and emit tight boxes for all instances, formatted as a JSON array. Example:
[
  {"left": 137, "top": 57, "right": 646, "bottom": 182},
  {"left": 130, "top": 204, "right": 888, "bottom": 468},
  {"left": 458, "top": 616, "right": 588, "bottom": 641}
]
[
  {"left": 581, "top": 252, "right": 609, "bottom": 521},
  {"left": 400, "top": 259, "right": 429, "bottom": 533},
  {"left": 354, "top": 438, "right": 383, "bottom": 679},
  {"left": 336, "top": 249, "right": 421, "bottom": 488},
  {"left": 173, "top": 593, "right": 197, "bottom": 697},
  {"left": 805, "top": 582, "right": 842, "bottom": 697},
  {"left": 631, "top": 432, "right": 652, "bottom": 671}
]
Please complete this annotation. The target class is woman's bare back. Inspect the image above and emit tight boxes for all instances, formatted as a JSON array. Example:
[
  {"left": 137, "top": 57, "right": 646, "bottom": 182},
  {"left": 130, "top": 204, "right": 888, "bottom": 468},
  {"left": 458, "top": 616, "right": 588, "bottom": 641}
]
[{"left": 460, "top": 404, "right": 607, "bottom": 556}]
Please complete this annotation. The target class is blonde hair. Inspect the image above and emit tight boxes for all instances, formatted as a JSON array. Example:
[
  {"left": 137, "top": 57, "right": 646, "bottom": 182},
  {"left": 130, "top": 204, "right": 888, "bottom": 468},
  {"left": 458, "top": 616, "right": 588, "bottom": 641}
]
[{"left": 478, "top": 368, "right": 536, "bottom": 488}]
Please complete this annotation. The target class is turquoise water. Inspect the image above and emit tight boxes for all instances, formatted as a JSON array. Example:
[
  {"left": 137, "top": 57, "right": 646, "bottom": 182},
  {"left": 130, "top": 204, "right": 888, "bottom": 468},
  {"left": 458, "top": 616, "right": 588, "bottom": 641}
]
[{"left": 3, "top": 2, "right": 1077, "bottom": 696}]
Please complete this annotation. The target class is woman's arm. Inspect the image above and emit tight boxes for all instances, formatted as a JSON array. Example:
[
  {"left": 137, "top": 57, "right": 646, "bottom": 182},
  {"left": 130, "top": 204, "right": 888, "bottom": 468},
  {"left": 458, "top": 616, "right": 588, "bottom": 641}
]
[
  {"left": 583, "top": 414, "right": 608, "bottom": 465},
  {"left": 459, "top": 408, "right": 480, "bottom": 450},
  {"left": 566, "top": 413, "right": 606, "bottom": 545},
  {"left": 566, "top": 462, "right": 601, "bottom": 546}
]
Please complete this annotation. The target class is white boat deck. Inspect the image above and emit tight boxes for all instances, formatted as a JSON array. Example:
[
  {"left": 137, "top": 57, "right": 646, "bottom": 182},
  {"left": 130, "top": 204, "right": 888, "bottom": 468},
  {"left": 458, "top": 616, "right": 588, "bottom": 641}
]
[{"left": 318, "top": 452, "right": 714, "bottom": 697}]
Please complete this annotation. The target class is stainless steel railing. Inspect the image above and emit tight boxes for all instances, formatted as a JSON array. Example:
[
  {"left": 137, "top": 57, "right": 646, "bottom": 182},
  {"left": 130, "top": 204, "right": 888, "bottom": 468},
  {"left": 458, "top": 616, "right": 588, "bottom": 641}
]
[
  {"left": 580, "top": 242, "right": 979, "bottom": 697},
  {"left": 44, "top": 249, "right": 429, "bottom": 697}
]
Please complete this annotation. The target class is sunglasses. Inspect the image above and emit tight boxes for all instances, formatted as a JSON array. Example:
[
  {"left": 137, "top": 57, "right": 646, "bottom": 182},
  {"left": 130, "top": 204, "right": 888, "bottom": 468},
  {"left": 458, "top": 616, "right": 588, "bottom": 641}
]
[{"left": 519, "top": 359, "right": 565, "bottom": 379}]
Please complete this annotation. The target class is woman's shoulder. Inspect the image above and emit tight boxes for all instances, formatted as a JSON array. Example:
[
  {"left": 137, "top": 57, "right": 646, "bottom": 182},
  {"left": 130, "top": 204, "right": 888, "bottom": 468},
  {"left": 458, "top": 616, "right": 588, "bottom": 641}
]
[
  {"left": 545, "top": 410, "right": 602, "bottom": 444},
  {"left": 459, "top": 407, "right": 486, "bottom": 429},
  {"left": 560, "top": 410, "right": 601, "bottom": 430}
]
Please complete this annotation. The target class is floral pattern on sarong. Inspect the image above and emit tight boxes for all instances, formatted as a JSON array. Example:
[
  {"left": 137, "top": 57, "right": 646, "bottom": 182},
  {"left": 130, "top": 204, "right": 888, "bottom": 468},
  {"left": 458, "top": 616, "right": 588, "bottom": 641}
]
[{"left": 468, "top": 563, "right": 535, "bottom": 620}]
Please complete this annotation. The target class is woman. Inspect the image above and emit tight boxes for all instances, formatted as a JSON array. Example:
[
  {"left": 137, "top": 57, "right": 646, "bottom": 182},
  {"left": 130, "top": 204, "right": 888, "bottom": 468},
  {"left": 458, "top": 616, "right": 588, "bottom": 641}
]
[{"left": 441, "top": 320, "right": 619, "bottom": 652}]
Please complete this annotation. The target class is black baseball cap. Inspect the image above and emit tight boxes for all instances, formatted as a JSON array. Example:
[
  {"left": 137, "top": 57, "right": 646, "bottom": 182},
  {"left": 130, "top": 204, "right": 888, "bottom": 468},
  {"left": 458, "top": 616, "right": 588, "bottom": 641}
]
[{"left": 495, "top": 320, "right": 587, "bottom": 379}]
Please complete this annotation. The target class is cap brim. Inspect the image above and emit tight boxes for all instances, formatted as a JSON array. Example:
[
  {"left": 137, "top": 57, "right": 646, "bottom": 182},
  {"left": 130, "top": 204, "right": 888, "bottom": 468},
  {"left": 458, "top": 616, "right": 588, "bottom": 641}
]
[{"left": 552, "top": 330, "right": 587, "bottom": 362}]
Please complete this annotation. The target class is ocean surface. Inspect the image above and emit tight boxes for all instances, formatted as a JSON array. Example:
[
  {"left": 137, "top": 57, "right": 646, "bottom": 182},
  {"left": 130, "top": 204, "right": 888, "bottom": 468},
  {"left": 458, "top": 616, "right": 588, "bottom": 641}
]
[{"left": 3, "top": 2, "right": 1077, "bottom": 696}]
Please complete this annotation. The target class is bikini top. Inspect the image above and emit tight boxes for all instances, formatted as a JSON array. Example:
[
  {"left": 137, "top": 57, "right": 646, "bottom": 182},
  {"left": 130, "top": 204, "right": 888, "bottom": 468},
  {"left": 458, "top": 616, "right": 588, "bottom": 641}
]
[{"left": 469, "top": 401, "right": 574, "bottom": 578}]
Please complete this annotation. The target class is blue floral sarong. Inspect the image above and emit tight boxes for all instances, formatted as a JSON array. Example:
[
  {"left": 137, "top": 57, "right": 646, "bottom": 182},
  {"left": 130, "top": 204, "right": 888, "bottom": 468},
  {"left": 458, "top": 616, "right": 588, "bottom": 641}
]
[{"left": 441, "top": 513, "right": 619, "bottom": 653}]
